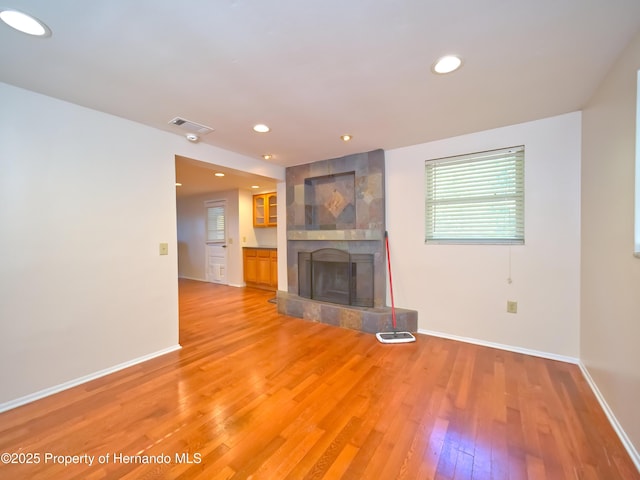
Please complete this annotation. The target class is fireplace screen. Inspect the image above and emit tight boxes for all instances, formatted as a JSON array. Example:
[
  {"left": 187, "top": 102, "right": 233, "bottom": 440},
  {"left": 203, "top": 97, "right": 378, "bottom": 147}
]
[{"left": 298, "top": 248, "right": 374, "bottom": 307}]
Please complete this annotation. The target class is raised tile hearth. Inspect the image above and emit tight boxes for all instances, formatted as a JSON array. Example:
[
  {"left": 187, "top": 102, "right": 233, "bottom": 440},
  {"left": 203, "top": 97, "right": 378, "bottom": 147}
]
[{"left": 277, "top": 291, "right": 417, "bottom": 334}]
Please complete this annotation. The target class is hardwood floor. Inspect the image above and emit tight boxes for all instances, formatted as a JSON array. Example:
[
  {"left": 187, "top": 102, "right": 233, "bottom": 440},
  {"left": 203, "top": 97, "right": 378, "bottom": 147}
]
[{"left": 0, "top": 279, "right": 637, "bottom": 479}]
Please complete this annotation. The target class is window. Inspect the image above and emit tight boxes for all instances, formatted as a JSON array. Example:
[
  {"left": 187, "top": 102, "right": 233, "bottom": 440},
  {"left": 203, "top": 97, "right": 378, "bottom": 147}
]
[
  {"left": 205, "top": 200, "right": 225, "bottom": 243},
  {"left": 425, "top": 146, "right": 524, "bottom": 244}
]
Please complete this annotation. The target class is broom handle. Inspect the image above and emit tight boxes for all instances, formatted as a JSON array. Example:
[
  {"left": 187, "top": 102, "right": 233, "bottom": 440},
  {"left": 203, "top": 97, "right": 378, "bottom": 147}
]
[{"left": 385, "top": 231, "right": 397, "bottom": 329}]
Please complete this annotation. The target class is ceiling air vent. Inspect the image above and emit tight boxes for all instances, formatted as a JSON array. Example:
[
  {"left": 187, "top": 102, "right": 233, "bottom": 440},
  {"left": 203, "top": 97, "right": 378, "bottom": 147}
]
[{"left": 168, "top": 117, "right": 214, "bottom": 135}]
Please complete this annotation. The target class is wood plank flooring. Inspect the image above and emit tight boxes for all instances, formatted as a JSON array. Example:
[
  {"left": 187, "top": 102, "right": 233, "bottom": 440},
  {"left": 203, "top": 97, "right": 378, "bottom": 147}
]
[{"left": 0, "top": 279, "right": 637, "bottom": 479}]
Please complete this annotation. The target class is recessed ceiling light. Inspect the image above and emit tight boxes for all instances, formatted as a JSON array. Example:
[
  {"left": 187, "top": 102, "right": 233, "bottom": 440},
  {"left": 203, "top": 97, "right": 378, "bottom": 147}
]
[
  {"left": 175, "top": 183, "right": 182, "bottom": 187},
  {"left": 251, "top": 185, "right": 260, "bottom": 189},
  {"left": 253, "top": 124, "right": 270, "bottom": 133},
  {"left": 340, "top": 134, "right": 353, "bottom": 142},
  {"left": 214, "top": 172, "right": 225, "bottom": 177},
  {"left": 0, "top": 9, "right": 51, "bottom": 37},
  {"left": 432, "top": 55, "right": 462, "bottom": 74},
  {"left": 262, "top": 154, "right": 273, "bottom": 160}
]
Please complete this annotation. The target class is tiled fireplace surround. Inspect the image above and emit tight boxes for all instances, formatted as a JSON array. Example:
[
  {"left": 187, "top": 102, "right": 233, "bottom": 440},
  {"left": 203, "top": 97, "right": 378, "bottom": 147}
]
[{"left": 277, "top": 149, "right": 417, "bottom": 334}]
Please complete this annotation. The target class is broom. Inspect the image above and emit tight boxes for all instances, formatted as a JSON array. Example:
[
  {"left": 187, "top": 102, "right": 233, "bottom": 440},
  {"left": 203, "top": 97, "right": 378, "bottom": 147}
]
[{"left": 376, "top": 231, "right": 416, "bottom": 344}]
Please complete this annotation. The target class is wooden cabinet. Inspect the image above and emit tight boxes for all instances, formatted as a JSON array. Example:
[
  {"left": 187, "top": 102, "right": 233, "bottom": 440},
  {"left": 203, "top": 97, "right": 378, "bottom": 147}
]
[
  {"left": 253, "top": 193, "right": 277, "bottom": 227},
  {"left": 243, "top": 247, "right": 277, "bottom": 290}
]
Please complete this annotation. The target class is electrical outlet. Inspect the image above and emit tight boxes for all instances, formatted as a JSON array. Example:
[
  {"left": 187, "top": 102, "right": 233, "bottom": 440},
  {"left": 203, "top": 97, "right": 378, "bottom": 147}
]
[
  {"left": 159, "top": 243, "right": 169, "bottom": 255},
  {"left": 507, "top": 301, "right": 518, "bottom": 314}
]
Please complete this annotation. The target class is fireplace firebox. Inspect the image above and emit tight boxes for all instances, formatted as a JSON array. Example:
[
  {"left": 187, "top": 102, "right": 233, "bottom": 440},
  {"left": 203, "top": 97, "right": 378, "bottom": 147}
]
[{"left": 298, "top": 248, "right": 374, "bottom": 308}]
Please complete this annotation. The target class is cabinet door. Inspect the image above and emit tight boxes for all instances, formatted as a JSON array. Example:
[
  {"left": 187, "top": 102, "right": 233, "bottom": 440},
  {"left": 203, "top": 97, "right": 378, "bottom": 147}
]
[
  {"left": 267, "top": 194, "right": 277, "bottom": 226},
  {"left": 244, "top": 249, "right": 257, "bottom": 283},
  {"left": 253, "top": 195, "right": 266, "bottom": 227},
  {"left": 257, "top": 250, "right": 271, "bottom": 285}
]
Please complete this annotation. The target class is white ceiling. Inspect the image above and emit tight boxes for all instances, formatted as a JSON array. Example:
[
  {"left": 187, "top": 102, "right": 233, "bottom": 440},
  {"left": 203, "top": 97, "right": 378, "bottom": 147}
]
[
  {"left": 175, "top": 155, "right": 278, "bottom": 197},
  {"left": 2, "top": 1, "right": 640, "bottom": 176}
]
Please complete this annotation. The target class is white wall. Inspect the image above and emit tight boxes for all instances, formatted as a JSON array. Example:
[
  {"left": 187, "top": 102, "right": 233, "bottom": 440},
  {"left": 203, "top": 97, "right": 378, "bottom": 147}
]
[
  {"left": 176, "top": 193, "right": 208, "bottom": 281},
  {"left": 0, "top": 83, "right": 180, "bottom": 406},
  {"left": 239, "top": 189, "right": 259, "bottom": 249},
  {"left": 581, "top": 30, "right": 640, "bottom": 457},
  {"left": 276, "top": 181, "right": 287, "bottom": 292},
  {"left": 386, "top": 112, "right": 582, "bottom": 358},
  {"left": 0, "top": 82, "right": 284, "bottom": 408}
]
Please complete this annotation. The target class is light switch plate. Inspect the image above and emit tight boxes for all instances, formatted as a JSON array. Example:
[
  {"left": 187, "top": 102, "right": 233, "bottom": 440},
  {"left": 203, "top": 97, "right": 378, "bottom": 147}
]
[{"left": 159, "top": 243, "right": 169, "bottom": 255}]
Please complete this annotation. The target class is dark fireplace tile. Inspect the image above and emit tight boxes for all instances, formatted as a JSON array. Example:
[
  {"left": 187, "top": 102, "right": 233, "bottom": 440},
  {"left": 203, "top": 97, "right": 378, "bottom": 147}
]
[
  {"left": 302, "top": 301, "right": 321, "bottom": 321},
  {"left": 320, "top": 304, "right": 340, "bottom": 327},
  {"left": 340, "top": 309, "right": 362, "bottom": 331},
  {"left": 309, "top": 160, "right": 330, "bottom": 179},
  {"left": 283, "top": 296, "right": 304, "bottom": 319},
  {"left": 286, "top": 163, "right": 310, "bottom": 188},
  {"left": 361, "top": 311, "right": 384, "bottom": 334}
]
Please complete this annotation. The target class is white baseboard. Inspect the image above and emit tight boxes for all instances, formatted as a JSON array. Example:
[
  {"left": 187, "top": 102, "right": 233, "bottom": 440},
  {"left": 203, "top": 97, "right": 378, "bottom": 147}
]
[
  {"left": 178, "top": 275, "right": 206, "bottom": 282},
  {"left": 178, "top": 276, "right": 245, "bottom": 288},
  {"left": 0, "top": 345, "right": 182, "bottom": 414},
  {"left": 417, "top": 328, "right": 579, "bottom": 364},
  {"left": 578, "top": 362, "right": 640, "bottom": 472},
  {"left": 417, "top": 328, "right": 639, "bottom": 472}
]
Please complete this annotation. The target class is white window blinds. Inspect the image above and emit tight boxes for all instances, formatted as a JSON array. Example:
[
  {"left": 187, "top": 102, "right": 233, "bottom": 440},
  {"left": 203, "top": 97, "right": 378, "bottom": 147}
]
[
  {"left": 425, "top": 146, "right": 524, "bottom": 244},
  {"left": 206, "top": 202, "right": 225, "bottom": 243}
]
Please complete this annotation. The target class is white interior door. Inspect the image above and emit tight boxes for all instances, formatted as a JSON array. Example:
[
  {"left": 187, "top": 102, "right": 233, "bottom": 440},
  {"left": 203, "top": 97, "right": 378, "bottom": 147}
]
[
  {"left": 206, "top": 244, "right": 227, "bottom": 284},
  {"left": 205, "top": 200, "right": 227, "bottom": 284}
]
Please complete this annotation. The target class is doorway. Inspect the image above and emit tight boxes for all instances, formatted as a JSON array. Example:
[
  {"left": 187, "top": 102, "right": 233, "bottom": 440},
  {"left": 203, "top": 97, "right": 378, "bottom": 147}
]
[
  {"left": 205, "top": 200, "right": 227, "bottom": 284},
  {"left": 175, "top": 155, "right": 280, "bottom": 284}
]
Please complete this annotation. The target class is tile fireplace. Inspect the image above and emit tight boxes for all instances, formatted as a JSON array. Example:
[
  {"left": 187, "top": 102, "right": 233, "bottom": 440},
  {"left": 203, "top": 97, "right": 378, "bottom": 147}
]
[{"left": 277, "top": 149, "right": 417, "bottom": 334}]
